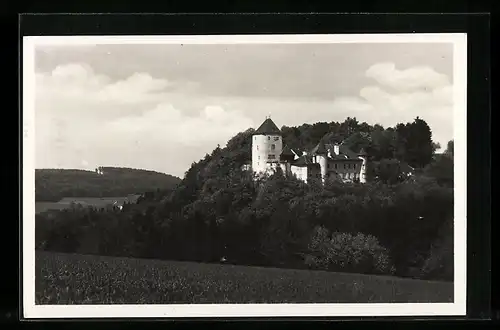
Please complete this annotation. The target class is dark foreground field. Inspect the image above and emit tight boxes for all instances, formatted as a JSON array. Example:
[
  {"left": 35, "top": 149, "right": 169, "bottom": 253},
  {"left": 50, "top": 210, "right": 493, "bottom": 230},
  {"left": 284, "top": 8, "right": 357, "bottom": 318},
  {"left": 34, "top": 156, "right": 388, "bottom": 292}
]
[{"left": 35, "top": 251, "right": 454, "bottom": 304}]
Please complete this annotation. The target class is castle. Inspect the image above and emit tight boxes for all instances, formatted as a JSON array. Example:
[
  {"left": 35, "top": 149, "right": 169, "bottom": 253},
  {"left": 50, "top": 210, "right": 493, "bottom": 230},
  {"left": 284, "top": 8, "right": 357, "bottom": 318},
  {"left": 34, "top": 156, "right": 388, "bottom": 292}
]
[{"left": 244, "top": 117, "right": 368, "bottom": 184}]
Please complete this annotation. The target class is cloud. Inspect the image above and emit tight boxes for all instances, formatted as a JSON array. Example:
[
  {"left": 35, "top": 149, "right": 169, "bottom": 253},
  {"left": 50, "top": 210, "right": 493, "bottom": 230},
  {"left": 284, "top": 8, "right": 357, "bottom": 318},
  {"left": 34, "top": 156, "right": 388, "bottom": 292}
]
[
  {"left": 34, "top": 60, "right": 454, "bottom": 177},
  {"left": 35, "top": 43, "right": 454, "bottom": 100},
  {"left": 37, "top": 64, "right": 172, "bottom": 106},
  {"left": 107, "top": 104, "right": 254, "bottom": 147},
  {"left": 365, "top": 62, "right": 450, "bottom": 92},
  {"left": 35, "top": 64, "right": 255, "bottom": 176},
  {"left": 350, "top": 63, "right": 453, "bottom": 146}
]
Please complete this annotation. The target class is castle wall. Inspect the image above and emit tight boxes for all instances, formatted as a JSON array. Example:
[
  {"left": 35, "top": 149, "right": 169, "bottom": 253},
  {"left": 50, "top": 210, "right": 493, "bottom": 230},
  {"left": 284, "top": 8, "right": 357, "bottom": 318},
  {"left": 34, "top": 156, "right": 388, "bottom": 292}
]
[
  {"left": 291, "top": 165, "right": 322, "bottom": 184},
  {"left": 291, "top": 166, "right": 308, "bottom": 183},
  {"left": 252, "top": 134, "right": 283, "bottom": 174},
  {"left": 318, "top": 155, "right": 328, "bottom": 184},
  {"left": 326, "top": 160, "right": 363, "bottom": 182},
  {"left": 279, "top": 162, "right": 291, "bottom": 175},
  {"left": 359, "top": 156, "right": 367, "bottom": 183}
]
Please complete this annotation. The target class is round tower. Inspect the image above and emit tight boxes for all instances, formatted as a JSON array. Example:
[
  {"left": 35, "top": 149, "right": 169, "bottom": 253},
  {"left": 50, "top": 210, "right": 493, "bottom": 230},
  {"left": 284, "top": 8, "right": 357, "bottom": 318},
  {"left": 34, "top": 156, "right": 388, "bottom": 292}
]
[
  {"left": 252, "top": 117, "right": 283, "bottom": 175},
  {"left": 358, "top": 148, "right": 368, "bottom": 183}
]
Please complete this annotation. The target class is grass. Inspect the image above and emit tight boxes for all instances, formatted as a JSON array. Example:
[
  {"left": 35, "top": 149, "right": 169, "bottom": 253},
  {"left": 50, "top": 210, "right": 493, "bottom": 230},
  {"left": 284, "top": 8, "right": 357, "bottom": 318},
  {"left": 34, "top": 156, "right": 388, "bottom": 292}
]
[{"left": 35, "top": 251, "right": 454, "bottom": 304}]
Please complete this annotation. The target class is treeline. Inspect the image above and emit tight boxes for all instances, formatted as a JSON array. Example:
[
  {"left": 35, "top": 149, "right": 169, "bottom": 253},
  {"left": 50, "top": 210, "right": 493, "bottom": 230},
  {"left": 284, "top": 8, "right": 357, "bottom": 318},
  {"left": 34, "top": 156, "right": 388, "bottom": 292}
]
[
  {"left": 35, "top": 118, "right": 454, "bottom": 281},
  {"left": 35, "top": 167, "right": 181, "bottom": 202},
  {"left": 281, "top": 117, "right": 448, "bottom": 185},
  {"left": 281, "top": 117, "right": 439, "bottom": 166}
]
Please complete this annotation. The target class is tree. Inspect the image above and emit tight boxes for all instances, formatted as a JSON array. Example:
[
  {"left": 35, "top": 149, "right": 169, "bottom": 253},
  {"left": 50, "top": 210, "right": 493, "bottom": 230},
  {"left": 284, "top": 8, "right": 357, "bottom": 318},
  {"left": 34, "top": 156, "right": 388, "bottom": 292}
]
[
  {"left": 424, "top": 139, "right": 454, "bottom": 187},
  {"left": 445, "top": 140, "right": 454, "bottom": 158},
  {"left": 420, "top": 216, "right": 453, "bottom": 281},
  {"left": 396, "top": 117, "right": 435, "bottom": 168},
  {"left": 369, "top": 159, "right": 408, "bottom": 185},
  {"left": 305, "top": 226, "right": 395, "bottom": 275}
]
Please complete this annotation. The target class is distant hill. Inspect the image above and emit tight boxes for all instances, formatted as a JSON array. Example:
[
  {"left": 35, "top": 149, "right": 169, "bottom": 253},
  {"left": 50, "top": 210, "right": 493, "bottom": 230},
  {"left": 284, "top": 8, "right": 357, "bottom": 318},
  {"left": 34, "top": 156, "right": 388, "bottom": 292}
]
[{"left": 35, "top": 167, "right": 181, "bottom": 202}]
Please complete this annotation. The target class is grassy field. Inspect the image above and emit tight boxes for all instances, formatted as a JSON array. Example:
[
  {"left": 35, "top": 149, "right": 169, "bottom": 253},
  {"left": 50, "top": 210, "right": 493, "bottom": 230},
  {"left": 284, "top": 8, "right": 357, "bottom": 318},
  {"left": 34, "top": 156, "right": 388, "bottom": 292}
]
[{"left": 35, "top": 251, "right": 454, "bottom": 304}]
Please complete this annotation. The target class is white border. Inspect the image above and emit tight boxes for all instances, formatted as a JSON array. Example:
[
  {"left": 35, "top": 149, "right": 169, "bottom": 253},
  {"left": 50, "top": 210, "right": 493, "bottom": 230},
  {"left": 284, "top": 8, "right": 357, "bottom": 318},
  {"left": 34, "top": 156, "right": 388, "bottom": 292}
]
[{"left": 22, "top": 33, "right": 467, "bottom": 319}]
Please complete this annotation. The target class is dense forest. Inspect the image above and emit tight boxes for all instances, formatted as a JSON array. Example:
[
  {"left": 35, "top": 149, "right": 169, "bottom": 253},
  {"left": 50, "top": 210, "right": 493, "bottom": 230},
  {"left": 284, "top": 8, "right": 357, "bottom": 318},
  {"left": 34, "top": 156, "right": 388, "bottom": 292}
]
[
  {"left": 36, "top": 117, "right": 454, "bottom": 282},
  {"left": 35, "top": 167, "right": 181, "bottom": 201}
]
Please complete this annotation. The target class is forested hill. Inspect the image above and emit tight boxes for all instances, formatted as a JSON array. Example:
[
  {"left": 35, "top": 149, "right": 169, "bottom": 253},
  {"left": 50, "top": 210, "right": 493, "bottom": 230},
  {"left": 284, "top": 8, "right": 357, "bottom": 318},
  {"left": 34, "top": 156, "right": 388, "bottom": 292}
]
[
  {"left": 36, "top": 117, "right": 454, "bottom": 282},
  {"left": 35, "top": 167, "right": 181, "bottom": 202}
]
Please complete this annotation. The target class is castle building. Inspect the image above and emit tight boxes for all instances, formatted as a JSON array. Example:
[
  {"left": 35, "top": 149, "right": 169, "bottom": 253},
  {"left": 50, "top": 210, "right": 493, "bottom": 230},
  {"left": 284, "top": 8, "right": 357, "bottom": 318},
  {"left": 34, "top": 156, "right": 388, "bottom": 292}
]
[{"left": 247, "top": 117, "right": 368, "bottom": 184}]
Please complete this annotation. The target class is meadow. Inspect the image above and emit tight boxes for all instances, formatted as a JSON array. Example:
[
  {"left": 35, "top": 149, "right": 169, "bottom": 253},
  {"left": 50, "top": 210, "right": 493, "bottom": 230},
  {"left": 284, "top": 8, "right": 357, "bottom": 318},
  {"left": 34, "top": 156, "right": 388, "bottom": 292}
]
[{"left": 36, "top": 251, "right": 454, "bottom": 304}]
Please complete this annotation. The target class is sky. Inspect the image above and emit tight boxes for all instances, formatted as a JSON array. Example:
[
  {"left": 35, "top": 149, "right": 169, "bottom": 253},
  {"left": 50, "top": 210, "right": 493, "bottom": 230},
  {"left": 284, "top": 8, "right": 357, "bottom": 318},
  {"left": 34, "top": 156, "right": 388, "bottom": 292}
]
[{"left": 33, "top": 41, "right": 454, "bottom": 178}]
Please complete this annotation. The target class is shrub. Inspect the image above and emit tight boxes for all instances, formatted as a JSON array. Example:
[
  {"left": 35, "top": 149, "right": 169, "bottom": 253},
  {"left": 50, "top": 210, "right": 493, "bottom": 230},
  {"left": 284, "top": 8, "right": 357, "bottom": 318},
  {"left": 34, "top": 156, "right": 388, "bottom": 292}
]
[
  {"left": 420, "top": 226, "right": 453, "bottom": 282},
  {"left": 306, "top": 226, "right": 395, "bottom": 275}
]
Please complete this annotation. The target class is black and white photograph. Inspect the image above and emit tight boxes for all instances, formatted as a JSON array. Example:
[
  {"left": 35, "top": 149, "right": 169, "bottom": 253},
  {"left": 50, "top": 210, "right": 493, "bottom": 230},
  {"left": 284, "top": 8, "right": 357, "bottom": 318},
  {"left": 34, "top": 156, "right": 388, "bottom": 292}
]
[{"left": 22, "top": 34, "right": 467, "bottom": 318}]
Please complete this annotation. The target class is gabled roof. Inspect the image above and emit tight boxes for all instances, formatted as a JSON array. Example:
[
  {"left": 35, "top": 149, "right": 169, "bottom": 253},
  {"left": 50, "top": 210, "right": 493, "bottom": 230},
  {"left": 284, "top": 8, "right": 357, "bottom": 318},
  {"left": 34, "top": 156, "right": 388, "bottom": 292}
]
[
  {"left": 310, "top": 140, "right": 328, "bottom": 155},
  {"left": 323, "top": 143, "right": 361, "bottom": 160},
  {"left": 280, "top": 145, "right": 295, "bottom": 158},
  {"left": 339, "top": 145, "right": 360, "bottom": 159},
  {"left": 292, "top": 155, "right": 320, "bottom": 168},
  {"left": 254, "top": 118, "right": 282, "bottom": 135}
]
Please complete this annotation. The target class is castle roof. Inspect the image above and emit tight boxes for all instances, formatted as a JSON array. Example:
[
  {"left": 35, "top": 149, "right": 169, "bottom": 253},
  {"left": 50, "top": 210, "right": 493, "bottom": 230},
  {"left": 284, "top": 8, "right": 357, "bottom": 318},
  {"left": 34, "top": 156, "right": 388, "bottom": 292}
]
[
  {"left": 324, "top": 142, "right": 361, "bottom": 161},
  {"left": 292, "top": 155, "right": 320, "bottom": 168},
  {"left": 254, "top": 118, "right": 282, "bottom": 136},
  {"left": 309, "top": 140, "right": 328, "bottom": 155},
  {"left": 280, "top": 145, "right": 295, "bottom": 158}
]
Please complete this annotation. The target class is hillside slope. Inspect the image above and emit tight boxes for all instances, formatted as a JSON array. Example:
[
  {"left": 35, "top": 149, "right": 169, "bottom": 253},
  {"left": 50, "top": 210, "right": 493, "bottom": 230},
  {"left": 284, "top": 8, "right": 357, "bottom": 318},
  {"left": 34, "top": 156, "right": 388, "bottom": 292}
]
[
  {"left": 36, "top": 251, "right": 454, "bottom": 304},
  {"left": 35, "top": 167, "right": 181, "bottom": 202}
]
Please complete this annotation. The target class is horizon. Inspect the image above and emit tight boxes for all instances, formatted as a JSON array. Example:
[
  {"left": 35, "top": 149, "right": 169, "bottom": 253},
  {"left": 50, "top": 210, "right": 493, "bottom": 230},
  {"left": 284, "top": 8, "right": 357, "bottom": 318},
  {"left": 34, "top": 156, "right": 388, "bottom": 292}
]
[
  {"left": 33, "top": 41, "right": 454, "bottom": 178},
  {"left": 34, "top": 114, "right": 446, "bottom": 177}
]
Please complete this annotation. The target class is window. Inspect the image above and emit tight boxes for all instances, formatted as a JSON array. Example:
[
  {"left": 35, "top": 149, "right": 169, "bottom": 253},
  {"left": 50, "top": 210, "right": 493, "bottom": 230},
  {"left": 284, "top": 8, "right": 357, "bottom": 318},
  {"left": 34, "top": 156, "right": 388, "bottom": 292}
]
[
  {"left": 344, "top": 164, "right": 347, "bottom": 169},
  {"left": 327, "top": 163, "right": 330, "bottom": 169},
  {"left": 274, "top": 136, "right": 280, "bottom": 141},
  {"left": 257, "top": 145, "right": 259, "bottom": 150},
  {"left": 271, "top": 144, "right": 276, "bottom": 150},
  {"left": 268, "top": 136, "right": 270, "bottom": 140},
  {"left": 258, "top": 156, "right": 260, "bottom": 160},
  {"left": 353, "top": 164, "right": 356, "bottom": 169},
  {"left": 268, "top": 154, "right": 276, "bottom": 160},
  {"left": 334, "top": 163, "right": 338, "bottom": 169}
]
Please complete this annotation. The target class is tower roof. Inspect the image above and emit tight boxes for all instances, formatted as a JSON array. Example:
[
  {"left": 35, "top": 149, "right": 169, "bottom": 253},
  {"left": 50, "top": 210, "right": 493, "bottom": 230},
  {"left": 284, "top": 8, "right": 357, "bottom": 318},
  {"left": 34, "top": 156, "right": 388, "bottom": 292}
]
[{"left": 254, "top": 118, "right": 281, "bottom": 135}]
